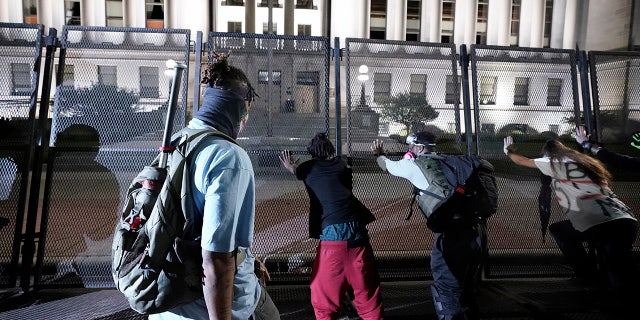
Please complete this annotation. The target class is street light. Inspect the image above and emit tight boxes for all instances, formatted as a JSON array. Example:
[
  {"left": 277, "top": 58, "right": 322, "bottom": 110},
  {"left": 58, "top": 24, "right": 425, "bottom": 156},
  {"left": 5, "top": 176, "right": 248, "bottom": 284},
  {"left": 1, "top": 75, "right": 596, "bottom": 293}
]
[{"left": 357, "top": 64, "right": 369, "bottom": 109}]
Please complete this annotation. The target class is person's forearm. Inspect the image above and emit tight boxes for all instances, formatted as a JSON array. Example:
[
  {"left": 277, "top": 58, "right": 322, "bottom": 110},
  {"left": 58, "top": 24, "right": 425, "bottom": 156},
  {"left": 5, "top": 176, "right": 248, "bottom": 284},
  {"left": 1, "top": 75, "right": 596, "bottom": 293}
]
[
  {"left": 506, "top": 152, "right": 537, "bottom": 168},
  {"left": 202, "top": 250, "right": 236, "bottom": 320}
]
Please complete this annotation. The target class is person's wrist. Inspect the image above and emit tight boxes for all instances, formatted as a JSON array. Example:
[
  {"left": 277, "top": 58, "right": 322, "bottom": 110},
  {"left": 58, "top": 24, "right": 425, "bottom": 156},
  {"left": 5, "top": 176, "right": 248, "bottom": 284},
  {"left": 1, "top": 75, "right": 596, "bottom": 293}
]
[{"left": 580, "top": 141, "right": 592, "bottom": 150}]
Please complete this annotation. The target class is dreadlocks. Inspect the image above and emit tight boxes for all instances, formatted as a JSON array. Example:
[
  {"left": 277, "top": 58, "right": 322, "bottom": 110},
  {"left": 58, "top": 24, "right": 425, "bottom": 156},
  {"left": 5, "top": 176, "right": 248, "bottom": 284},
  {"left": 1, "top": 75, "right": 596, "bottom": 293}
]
[{"left": 201, "top": 51, "right": 257, "bottom": 101}]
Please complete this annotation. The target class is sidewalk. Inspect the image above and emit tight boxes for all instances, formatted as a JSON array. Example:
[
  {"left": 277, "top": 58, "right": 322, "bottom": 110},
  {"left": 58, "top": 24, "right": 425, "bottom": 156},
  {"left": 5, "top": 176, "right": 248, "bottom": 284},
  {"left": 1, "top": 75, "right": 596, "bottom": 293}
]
[{"left": 0, "top": 278, "right": 628, "bottom": 320}]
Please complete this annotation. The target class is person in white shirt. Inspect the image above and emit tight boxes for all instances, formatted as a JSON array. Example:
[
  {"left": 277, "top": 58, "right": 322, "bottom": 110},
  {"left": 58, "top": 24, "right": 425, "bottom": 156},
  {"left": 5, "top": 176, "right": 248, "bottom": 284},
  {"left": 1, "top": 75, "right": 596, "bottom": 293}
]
[{"left": 503, "top": 136, "right": 638, "bottom": 311}]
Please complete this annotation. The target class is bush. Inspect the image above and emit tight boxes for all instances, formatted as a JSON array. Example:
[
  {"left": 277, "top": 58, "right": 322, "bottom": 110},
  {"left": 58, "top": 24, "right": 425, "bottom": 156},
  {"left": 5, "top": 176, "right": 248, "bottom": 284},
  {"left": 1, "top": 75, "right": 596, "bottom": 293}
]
[{"left": 56, "top": 84, "right": 140, "bottom": 116}]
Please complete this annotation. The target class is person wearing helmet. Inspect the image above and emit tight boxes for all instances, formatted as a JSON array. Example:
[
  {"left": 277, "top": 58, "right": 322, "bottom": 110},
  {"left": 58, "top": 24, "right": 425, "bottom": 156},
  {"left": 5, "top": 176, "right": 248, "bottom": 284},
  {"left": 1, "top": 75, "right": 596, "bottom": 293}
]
[{"left": 371, "top": 132, "right": 482, "bottom": 320}]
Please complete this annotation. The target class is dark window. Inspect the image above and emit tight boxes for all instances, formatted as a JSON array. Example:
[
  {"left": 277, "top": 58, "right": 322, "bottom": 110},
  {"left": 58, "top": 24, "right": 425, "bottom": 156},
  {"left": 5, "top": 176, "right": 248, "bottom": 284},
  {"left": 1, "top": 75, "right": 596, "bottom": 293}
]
[
  {"left": 409, "top": 74, "right": 426, "bottom": 97},
  {"left": 511, "top": 0, "right": 521, "bottom": 46},
  {"left": 479, "top": 76, "right": 496, "bottom": 104},
  {"left": 258, "top": 0, "right": 282, "bottom": 7},
  {"left": 514, "top": 77, "right": 529, "bottom": 105},
  {"left": 98, "top": 65, "right": 117, "bottom": 86},
  {"left": 65, "top": 1, "right": 81, "bottom": 25},
  {"left": 373, "top": 73, "right": 391, "bottom": 103},
  {"left": 297, "top": 71, "right": 319, "bottom": 85},
  {"left": 11, "top": 63, "right": 31, "bottom": 96},
  {"left": 228, "top": 21, "right": 242, "bottom": 33},
  {"left": 23, "top": 0, "right": 38, "bottom": 23},
  {"left": 258, "top": 70, "right": 282, "bottom": 84},
  {"left": 263, "top": 22, "right": 278, "bottom": 34},
  {"left": 547, "top": 78, "right": 562, "bottom": 106},
  {"left": 145, "top": 0, "right": 164, "bottom": 28},
  {"left": 445, "top": 75, "right": 461, "bottom": 104},
  {"left": 296, "top": 0, "right": 316, "bottom": 9},
  {"left": 298, "top": 24, "right": 311, "bottom": 36},
  {"left": 139, "top": 66, "right": 159, "bottom": 98},
  {"left": 56, "top": 64, "right": 75, "bottom": 87},
  {"left": 223, "top": 0, "right": 244, "bottom": 6}
]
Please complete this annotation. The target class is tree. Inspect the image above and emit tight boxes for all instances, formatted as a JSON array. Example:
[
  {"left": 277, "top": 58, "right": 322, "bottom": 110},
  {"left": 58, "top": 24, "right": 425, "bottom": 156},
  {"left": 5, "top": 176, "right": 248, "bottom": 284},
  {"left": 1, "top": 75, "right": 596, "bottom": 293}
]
[{"left": 380, "top": 92, "right": 439, "bottom": 133}]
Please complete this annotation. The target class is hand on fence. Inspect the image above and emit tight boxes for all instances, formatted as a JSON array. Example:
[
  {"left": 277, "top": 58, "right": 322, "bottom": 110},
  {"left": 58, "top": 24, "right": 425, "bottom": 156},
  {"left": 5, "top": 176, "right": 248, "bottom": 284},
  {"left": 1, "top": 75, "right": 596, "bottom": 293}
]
[
  {"left": 503, "top": 136, "right": 514, "bottom": 156},
  {"left": 631, "top": 132, "right": 640, "bottom": 150},
  {"left": 575, "top": 126, "right": 590, "bottom": 145},
  {"left": 279, "top": 150, "right": 299, "bottom": 174},
  {"left": 371, "top": 139, "right": 385, "bottom": 156}
]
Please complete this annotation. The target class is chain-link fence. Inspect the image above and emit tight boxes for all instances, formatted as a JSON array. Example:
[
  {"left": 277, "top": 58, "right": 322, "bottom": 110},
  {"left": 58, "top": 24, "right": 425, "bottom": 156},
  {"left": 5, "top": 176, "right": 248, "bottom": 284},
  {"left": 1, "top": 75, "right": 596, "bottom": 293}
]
[
  {"left": 36, "top": 26, "right": 190, "bottom": 288},
  {"left": 0, "top": 23, "right": 44, "bottom": 289},
  {"left": 470, "top": 45, "right": 583, "bottom": 278},
  {"left": 202, "top": 32, "right": 332, "bottom": 281},
  {"left": 2, "top": 26, "right": 639, "bottom": 289}
]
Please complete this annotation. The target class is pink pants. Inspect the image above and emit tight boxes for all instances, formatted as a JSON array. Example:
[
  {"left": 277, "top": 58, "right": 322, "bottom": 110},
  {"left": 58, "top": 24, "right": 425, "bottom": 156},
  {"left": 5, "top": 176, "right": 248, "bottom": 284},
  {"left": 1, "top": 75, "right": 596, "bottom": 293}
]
[{"left": 310, "top": 241, "right": 384, "bottom": 320}]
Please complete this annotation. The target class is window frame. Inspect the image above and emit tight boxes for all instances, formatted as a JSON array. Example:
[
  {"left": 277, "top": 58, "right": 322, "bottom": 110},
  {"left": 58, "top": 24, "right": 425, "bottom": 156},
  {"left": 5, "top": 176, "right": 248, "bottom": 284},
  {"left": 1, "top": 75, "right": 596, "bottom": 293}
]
[
  {"left": 445, "top": 75, "right": 461, "bottom": 104},
  {"left": 409, "top": 74, "right": 427, "bottom": 97},
  {"left": 547, "top": 78, "right": 562, "bottom": 106},
  {"left": 139, "top": 66, "right": 159, "bottom": 98},
  {"left": 11, "top": 63, "right": 31, "bottom": 96},
  {"left": 479, "top": 76, "right": 496, "bottom": 105},
  {"left": 98, "top": 65, "right": 118, "bottom": 86},
  {"left": 106, "top": 0, "right": 124, "bottom": 27},
  {"left": 373, "top": 72, "right": 391, "bottom": 103},
  {"left": 513, "top": 77, "right": 529, "bottom": 106}
]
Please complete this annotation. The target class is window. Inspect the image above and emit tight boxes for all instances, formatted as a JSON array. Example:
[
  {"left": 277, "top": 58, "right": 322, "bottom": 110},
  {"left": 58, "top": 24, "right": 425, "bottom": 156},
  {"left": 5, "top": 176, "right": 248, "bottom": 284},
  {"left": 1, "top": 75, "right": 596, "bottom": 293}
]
[
  {"left": 23, "top": 0, "right": 37, "bottom": 24},
  {"left": 373, "top": 73, "right": 391, "bottom": 103},
  {"left": 514, "top": 77, "right": 529, "bottom": 105},
  {"left": 409, "top": 74, "right": 426, "bottom": 97},
  {"left": 11, "top": 63, "right": 31, "bottom": 96},
  {"left": 296, "top": 0, "right": 316, "bottom": 9},
  {"left": 369, "top": 0, "right": 386, "bottom": 40},
  {"left": 263, "top": 22, "right": 278, "bottom": 34},
  {"left": 479, "top": 76, "right": 496, "bottom": 104},
  {"left": 297, "top": 71, "right": 319, "bottom": 85},
  {"left": 258, "top": 0, "right": 281, "bottom": 7},
  {"left": 476, "top": 0, "right": 489, "bottom": 45},
  {"left": 543, "top": 0, "right": 553, "bottom": 47},
  {"left": 445, "top": 75, "right": 461, "bottom": 104},
  {"left": 106, "top": 0, "right": 123, "bottom": 27},
  {"left": 98, "top": 66, "right": 117, "bottom": 86},
  {"left": 228, "top": 21, "right": 242, "bottom": 33},
  {"left": 547, "top": 78, "right": 562, "bottom": 106},
  {"left": 510, "top": 0, "right": 521, "bottom": 46},
  {"left": 145, "top": 0, "right": 164, "bottom": 28},
  {"left": 65, "top": 1, "right": 81, "bottom": 25},
  {"left": 258, "top": 70, "right": 281, "bottom": 84},
  {"left": 223, "top": 0, "right": 244, "bottom": 5},
  {"left": 139, "top": 66, "right": 159, "bottom": 98},
  {"left": 441, "top": 0, "right": 455, "bottom": 43},
  {"left": 56, "top": 64, "right": 75, "bottom": 87},
  {"left": 298, "top": 24, "right": 311, "bottom": 36}
]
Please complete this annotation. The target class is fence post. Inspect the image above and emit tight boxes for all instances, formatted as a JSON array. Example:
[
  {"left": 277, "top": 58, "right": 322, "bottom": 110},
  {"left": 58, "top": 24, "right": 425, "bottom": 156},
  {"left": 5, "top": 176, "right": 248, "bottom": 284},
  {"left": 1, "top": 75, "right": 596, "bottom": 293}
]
[
  {"left": 459, "top": 44, "right": 474, "bottom": 156},
  {"left": 577, "top": 48, "right": 593, "bottom": 136},
  {"left": 333, "top": 37, "right": 342, "bottom": 153},
  {"left": 193, "top": 31, "right": 203, "bottom": 114},
  {"left": 22, "top": 27, "right": 58, "bottom": 292}
]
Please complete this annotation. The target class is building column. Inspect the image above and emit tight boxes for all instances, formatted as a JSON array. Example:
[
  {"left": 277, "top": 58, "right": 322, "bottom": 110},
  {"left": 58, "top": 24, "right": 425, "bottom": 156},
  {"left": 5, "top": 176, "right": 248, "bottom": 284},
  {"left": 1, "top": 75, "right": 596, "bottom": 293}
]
[
  {"left": 454, "top": 0, "right": 477, "bottom": 46},
  {"left": 245, "top": 0, "right": 255, "bottom": 33},
  {"left": 386, "top": 0, "right": 407, "bottom": 40},
  {"left": 487, "top": 0, "right": 511, "bottom": 46},
  {"left": 519, "top": 0, "right": 545, "bottom": 47},
  {"left": 176, "top": 0, "right": 208, "bottom": 40},
  {"left": 420, "top": 0, "right": 442, "bottom": 43},
  {"left": 284, "top": 0, "right": 294, "bottom": 35},
  {"left": 562, "top": 0, "right": 578, "bottom": 49},
  {"left": 331, "top": 0, "right": 369, "bottom": 47}
]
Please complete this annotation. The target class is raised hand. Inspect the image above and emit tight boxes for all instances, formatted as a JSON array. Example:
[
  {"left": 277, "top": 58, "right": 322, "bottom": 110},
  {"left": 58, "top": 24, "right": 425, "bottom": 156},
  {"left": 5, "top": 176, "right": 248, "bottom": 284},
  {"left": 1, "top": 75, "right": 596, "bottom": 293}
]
[{"left": 503, "top": 136, "right": 514, "bottom": 156}]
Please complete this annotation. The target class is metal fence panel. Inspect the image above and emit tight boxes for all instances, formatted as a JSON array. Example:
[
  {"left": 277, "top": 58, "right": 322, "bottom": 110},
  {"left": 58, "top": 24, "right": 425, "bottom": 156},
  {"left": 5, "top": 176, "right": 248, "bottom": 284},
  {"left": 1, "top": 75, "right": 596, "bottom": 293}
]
[
  {"left": 204, "top": 33, "right": 331, "bottom": 281},
  {"left": 470, "top": 45, "right": 585, "bottom": 277},
  {"left": 36, "top": 26, "right": 190, "bottom": 288},
  {"left": 0, "top": 23, "right": 44, "bottom": 288},
  {"left": 342, "top": 39, "right": 462, "bottom": 280},
  {"left": 588, "top": 50, "right": 640, "bottom": 251}
]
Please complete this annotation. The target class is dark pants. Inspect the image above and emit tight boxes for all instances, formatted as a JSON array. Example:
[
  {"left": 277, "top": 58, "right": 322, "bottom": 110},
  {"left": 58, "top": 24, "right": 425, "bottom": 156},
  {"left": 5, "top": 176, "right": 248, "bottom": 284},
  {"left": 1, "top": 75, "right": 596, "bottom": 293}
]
[
  {"left": 549, "top": 218, "right": 638, "bottom": 300},
  {"left": 430, "top": 221, "right": 482, "bottom": 320}
]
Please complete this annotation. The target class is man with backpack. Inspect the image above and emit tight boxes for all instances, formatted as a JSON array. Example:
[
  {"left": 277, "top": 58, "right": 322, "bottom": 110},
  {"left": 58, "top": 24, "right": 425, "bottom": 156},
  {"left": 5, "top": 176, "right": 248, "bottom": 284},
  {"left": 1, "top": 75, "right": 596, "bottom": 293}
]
[
  {"left": 371, "top": 131, "right": 483, "bottom": 320},
  {"left": 149, "top": 52, "right": 280, "bottom": 320}
]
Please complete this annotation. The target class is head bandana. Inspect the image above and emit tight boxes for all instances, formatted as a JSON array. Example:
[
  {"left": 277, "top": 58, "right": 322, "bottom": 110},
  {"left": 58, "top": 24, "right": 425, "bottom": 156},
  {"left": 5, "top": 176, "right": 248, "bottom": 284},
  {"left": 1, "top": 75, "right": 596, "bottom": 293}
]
[{"left": 194, "top": 86, "right": 248, "bottom": 139}]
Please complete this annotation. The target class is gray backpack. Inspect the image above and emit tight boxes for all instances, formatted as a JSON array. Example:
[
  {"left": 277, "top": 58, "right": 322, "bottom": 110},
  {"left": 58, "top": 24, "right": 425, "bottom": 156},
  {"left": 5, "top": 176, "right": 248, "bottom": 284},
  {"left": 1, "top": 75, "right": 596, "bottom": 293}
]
[{"left": 111, "top": 127, "right": 235, "bottom": 314}]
